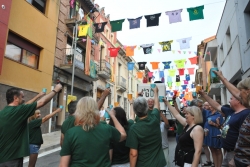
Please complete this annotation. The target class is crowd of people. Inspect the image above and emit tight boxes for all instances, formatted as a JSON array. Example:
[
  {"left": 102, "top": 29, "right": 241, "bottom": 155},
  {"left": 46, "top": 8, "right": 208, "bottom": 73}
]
[{"left": 0, "top": 70, "right": 249, "bottom": 167}]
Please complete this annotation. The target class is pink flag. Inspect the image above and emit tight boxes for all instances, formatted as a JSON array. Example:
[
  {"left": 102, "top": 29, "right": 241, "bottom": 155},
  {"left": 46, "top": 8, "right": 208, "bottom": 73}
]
[
  {"left": 158, "top": 49, "right": 161, "bottom": 53},
  {"left": 70, "top": 0, "right": 75, "bottom": 8},
  {"left": 123, "top": 45, "right": 127, "bottom": 49},
  {"left": 184, "top": 80, "right": 188, "bottom": 84},
  {"left": 148, "top": 72, "right": 153, "bottom": 77},
  {"left": 188, "top": 51, "right": 192, "bottom": 54},
  {"left": 187, "top": 68, "right": 195, "bottom": 75},
  {"left": 178, "top": 51, "right": 181, "bottom": 54}
]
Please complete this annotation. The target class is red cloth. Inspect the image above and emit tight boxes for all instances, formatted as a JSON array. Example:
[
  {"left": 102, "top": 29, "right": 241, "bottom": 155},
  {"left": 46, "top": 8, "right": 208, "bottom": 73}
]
[
  {"left": 108, "top": 48, "right": 120, "bottom": 57},
  {"left": 143, "top": 77, "right": 147, "bottom": 83},
  {"left": 178, "top": 68, "right": 185, "bottom": 76},
  {"left": 188, "top": 56, "right": 198, "bottom": 64},
  {"left": 187, "top": 68, "right": 195, "bottom": 75}
]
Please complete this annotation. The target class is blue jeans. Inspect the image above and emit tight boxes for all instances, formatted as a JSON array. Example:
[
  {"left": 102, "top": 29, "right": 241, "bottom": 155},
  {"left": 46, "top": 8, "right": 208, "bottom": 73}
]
[{"left": 29, "top": 144, "right": 41, "bottom": 154}]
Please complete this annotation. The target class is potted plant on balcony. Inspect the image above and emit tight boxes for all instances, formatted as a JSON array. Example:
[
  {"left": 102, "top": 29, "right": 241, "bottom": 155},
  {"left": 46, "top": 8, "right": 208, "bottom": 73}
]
[{"left": 67, "top": 54, "right": 73, "bottom": 64}]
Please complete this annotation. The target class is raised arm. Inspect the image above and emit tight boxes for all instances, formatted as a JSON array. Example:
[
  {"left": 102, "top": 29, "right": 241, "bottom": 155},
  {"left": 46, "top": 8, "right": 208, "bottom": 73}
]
[
  {"left": 107, "top": 109, "right": 127, "bottom": 142},
  {"left": 213, "top": 71, "right": 241, "bottom": 99},
  {"left": 25, "top": 92, "right": 45, "bottom": 104},
  {"left": 163, "top": 98, "right": 186, "bottom": 126},
  {"left": 97, "top": 88, "right": 111, "bottom": 110},
  {"left": 42, "top": 108, "right": 62, "bottom": 123},
  {"left": 152, "top": 86, "right": 160, "bottom": 110},
  {"left": 129, "top": 99, "right": 135, "bottom": 120},
  {"left": 36, "top": 84, "right": 62, "bottom": 109},
  {"left": 191, "top": 126, "right": 203, "bottom": 167},
  {"left": 199, "top": 90, "right": 222, "bottom": 112}
]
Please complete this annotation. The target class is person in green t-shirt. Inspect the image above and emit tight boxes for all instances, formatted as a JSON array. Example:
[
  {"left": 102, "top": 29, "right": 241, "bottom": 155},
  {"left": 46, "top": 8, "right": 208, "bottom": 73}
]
[
  {"left": 59, "top": 96, "right": 127, "bottom": 167},
  {"left": 28, "top": 107, "right": 62, "bottom": 167},
  {"left": 109, "top": 106, "right": 135, "bottom": 167},
  {"left": 126, "top": 86, "right": 166, "bottom": 167},
  {"left": 0, "top": 84, "right": 62, "bottom": 165},
  {"left": 60, "top": 101, "right": 77, "bottom": 147}
]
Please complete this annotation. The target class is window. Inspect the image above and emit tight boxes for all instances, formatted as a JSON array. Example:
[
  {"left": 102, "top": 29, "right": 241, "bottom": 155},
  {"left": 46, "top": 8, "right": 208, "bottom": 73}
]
[
  {"left": 26, "top": 0, "right": 46, "bottom": 13},
  {"left": 5, "top": 32, "right": 40, "bottom": 69},
  {"left": 244, "top": 2, "right": 250, "bottom": 42}
]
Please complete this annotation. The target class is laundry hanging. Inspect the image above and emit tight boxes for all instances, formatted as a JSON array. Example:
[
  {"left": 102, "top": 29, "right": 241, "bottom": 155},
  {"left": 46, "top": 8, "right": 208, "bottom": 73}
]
[
  {"left": 137, "top": 72, "right": 144, "bottom": 79},
  {"left": 185, "top": 74, "right": 190, "bottom": 81},
  {"left": 138, "top": 62, "right": 147, "bottom": 70},
  {"left": 188, "top": 56, "right": 198, "bottom": 64},
  {"left": 167, "top": 76, "right": 172, "bottom": 82},
  {"left": 110, "top": 19, "right": 125, "bottom": 32},
  {"left": 184, "top": 80, "right": 189, "bottom": 85},
  {"left": 168, "top": 69, "right": 176, "bottom": 77},
  {"left": 165, "top": 9, "right": 183, "bottom": 24},
  {"left": 174, "top": 59, "right": 186, "bottom": 68},
  {"left": 187, "top": 5, "right": 204, "bottom": 21},
  {"left": 78, "top": 24, "right": 89, "bottom": 37},
  {"left": 150, "top": 62, "right": 160, "bottom": 70},
  {"left": 140, "top": 43, "right": 154, "bottom": 54},
  {"left": 159, "top": 71, "right": 164, "bottom": 78},
  {"left": 187, "top": 68, "right": 195, "bottom": 75},
  {"left": 178, "top": 68, "right": 185, "bottom": 76},
  {"left": 162, "top": 61, "right": 172, "bottom": 69},
  {"left": 127, "top": 62, "right": 135, "bottom": 71},
  {"left": 176, "top": 37, "right": 192, "bottom": 50},
  {"left": 148, "top": 72, "right": 153, "bottom": 77},
  {"left": 176, "top": 75, "right": 180, "bottom": 82},
  {"left": 108, "top": 48, "right": 120, "bottom": 57},
  {"left": 125, "top": 46, "right": 137, "bottom": 56},
  {"left": 127, "top": 16, "right": 142, "bottom": 29},
  {"left": 144, "top": 13, "right": 161, "bottom": 27},
  {"left": 93, "top": 22, "right": 107, "bottom": 33},
  {"left": 159, "top": 40, "right": 173, "bottom": 52}
]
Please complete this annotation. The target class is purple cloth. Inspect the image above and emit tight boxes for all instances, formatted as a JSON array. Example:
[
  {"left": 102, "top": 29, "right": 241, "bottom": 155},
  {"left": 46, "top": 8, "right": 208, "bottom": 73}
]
[{"left": 127, "top": 16, "right": 142, "bottom": 29}]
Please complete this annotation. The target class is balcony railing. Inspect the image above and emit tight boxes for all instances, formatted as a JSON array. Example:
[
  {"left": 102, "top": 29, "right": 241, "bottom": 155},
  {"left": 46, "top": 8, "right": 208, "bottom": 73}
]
[
  {"left": 117, "top": 76, "right": 127, "bottom": 89},
  {"left": 63, "top": 48, "right": 84, "bottom": 70},
  {"left": 97, "top": 59, "right": 111, "bottom": 79}
]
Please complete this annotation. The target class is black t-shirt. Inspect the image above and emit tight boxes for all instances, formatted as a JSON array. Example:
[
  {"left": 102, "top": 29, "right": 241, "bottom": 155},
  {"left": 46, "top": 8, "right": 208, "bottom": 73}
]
[
  {"left": 138, "top": 62, "right": 147, "bottom": 70},
  {"left": 94, "top": 22, "right": 107, "bottom": 33},
  {"left": 176, "top": 75, "right": 180, "bottom": 82},
  {"left": 140, "top": 44, "right": 154, "bottom": 54},
  {"left": 144, "top": 13, "right": 161, "bottom": 27}
]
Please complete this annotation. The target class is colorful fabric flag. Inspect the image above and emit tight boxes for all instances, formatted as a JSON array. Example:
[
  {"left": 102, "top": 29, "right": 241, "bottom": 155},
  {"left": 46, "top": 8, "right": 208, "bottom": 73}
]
[
  {"left": 165, "top": 9, "right": 183, "bottom": 24},
  {"left": 178, "top": 68, "right": 185, "bottom": 76},
  {"left": 167, "top": 76, "right": 172, "bottom": 82},
  {"left": 138, "top": 62, "right": 147, "bottom": 70},
  {"left": 127, "top": 16, "right": 142, "bottom": 29},
  {"left": 159, "top": 41, "right": 173, "bottom": 52},
  {"left": 176, "top": 82, "right": 181, "bottom": 86},
  {"left": 189, "top": 51, "right": 192, "bottom": 54},
  {"left": 78, "top": 7, "right": 84, "bottom": 20},
  {"left": 167, "top": 82, "right": 172, "bottom": 87},
  {"left": 93, "top": 22, "right": 107, "bottom": 33},
  {"left": 162, "top": 61, "right": 171, "bottom": 69},
  {"left": 148, "top": 72, "right": 153, "bottom": 77},
  {"left": 159, "top": 71, "right": 164, "bottom": 78},
  {"left": 87, "top": 17, "right": 93, "bottom": 38},
  {"left": 188, "top": 56, "right": 198, "bottom": 64},
  {"left": 187, "top": 68, "right": 195, "bottom": 75},
  {"left": 110, "top": 19, "right": 125, "bottom": 32},
  {"left": 143, "top": 77, "right": 148, "bottom": 83},
  {"left": 187, "top": 5, "right": 204, "bottom": 21},
  {"left": 137, "top": 72, "right": 143, "bottom": 79},
  {"left": 176, "top": 37, "right": 192, "bottom": 50},
  {"left": 174, "top": 59, "right": 186, "bottom": 68},
  {"left": 178, "top": 51, "right": 181, "bottom": 54},
  {"left": 127, "top": 62, "right": 135, "bottom": 71},
  {"left": 184, "top": 80, "right": 189, "bottom": 85},
  {"left": 185, "top": 74, "right": 190, "bottom": 81},
  {"left": 144, "top": 13, "right": 161, "bottom": 27},
  {"left": 181, "top": 85, "right": 187, "bottom": 90},
  {"left": 108, "top": 48, "right": 120, "bottom": 57},
  {"left": 168, "top": 69, "right": 176, "bottom": 77},
  {"left": 158, "top": 49, "right": 161, "bottom": 53},
  {"left": 78, "top": 24, "right": 89, "bottom": 37},
  {"left": 176, "top": 75, "right": 180, "bottom": 82},
  {"left": 150, "top": 62, "right": 160, "bottom": 69},
  {"left": 140, "top": 43, "right": 154, "bottom": 54},
  {"left": 125, "top": 46, "right": 137, "bottom": 56}
]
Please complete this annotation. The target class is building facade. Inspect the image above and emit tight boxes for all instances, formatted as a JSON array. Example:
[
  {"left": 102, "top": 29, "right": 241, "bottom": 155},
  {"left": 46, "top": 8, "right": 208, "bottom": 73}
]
[{"left": 0, "top": 0, "right": 60, "bottom": 133}]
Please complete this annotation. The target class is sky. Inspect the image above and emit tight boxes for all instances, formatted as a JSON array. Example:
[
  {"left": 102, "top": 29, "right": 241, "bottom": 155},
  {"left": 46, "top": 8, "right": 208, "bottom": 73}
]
[{"left": 94, "top": 0, "right": 226, "bottom": 85}]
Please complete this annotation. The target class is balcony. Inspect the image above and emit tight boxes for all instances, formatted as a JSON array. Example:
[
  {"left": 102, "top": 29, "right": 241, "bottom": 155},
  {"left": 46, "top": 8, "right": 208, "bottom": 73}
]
[
  {"left": 116, "top": 76, "right": 127, "bottom": 92},
  {"left": 97, "top": 59, "right": 111, "bottom": 79},
  {"left": 60, "top": 48, "right": 98, "bottom": 82},
  {"left": 207, "top": 68, "right": 222, "bottom": 97}
]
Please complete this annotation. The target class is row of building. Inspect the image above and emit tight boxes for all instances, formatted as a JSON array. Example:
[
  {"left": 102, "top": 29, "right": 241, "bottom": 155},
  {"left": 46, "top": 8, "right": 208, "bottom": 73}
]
[
  {"left": 195, "top": 0, "right": 250, "bottom": 105},
  {"left": 0, "top": 0, "right": 150, "bottom": 133}
]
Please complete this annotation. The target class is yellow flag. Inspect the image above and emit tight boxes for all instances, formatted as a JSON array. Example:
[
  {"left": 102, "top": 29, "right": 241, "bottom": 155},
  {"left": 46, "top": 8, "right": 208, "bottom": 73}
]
[{"left": 78, "top": 24, "right": 90, "bottom": 37}]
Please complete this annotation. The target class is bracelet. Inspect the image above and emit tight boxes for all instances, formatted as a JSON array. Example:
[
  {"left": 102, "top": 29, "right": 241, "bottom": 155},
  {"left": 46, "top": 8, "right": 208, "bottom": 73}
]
[{"left": 52, "top": 90, "right": 57, "bottom": 93}]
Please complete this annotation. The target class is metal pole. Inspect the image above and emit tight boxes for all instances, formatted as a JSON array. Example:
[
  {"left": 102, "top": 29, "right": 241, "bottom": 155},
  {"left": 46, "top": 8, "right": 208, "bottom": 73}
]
[{"left": 71, "top": 22, "right": 78, "bottom": 95}]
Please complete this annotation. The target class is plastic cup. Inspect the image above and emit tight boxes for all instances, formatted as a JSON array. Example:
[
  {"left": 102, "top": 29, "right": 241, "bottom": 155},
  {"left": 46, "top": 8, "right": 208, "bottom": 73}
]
[
  {"left": 127, "top": 94, "right": 133, "bottom": 100},
  {"left": 59, "top": 105, "right": 64, "bottom": 109},
  {"left": 150, "top": 84, "right": 156, "bottom": 88},
  {"left": 42, "top": 88, "right": 47, "bottom": 93},
  {"left": 159, "top": 96, "right": 164, "bottom": 102},
  {"left": 192, "top": 92, "right": 197, "bottom": 97},
  {"left": 109, "top": 104, "right": 113, "bottom": 109},
  {"left": 106, "top": 83, "right": 110, "bottom": 88},
  {"left": 196, "top": 85, "right": 202, "bottom": 93}
]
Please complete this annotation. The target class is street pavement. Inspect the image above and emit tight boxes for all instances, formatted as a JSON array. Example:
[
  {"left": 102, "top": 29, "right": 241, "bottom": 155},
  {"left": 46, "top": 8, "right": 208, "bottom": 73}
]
[{"left": 23, "top": 134, "right": 207, "bottom": 167}]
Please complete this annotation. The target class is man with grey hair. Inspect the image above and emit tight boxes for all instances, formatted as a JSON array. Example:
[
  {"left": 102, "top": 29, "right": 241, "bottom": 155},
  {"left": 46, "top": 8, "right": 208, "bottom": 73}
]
[{"left": 126, "top": 86, "right": 166, "bottom": 167}]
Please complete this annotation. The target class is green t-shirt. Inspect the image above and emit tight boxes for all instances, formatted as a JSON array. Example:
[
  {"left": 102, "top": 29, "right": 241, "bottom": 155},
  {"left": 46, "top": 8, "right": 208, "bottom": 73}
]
[
  {"left": 61, "top": 115, "right": 75, "bottom": 134},
  {"left": 126, "top": 108, "right": 166, "bottom": 167},
  {"left": 0, "top": 102, "right": 37, "bottom": 163},
  {"left": 187, "top": 5, "right": 204, "bottom": 21},
  {"left": 110, "top": 19, "right": 125, "bottom": 32},
  {"left": 29, "top": 119, "right": 43, "bottom": 145},
  {"left": 110, "top": 119, "right": 134, "bottom": 165},
  {"left": 135, "top": 109, "right": 153, "bottom": 122},
  {"left": 60, "top": 123, "right": 121, "bottom": 167}
]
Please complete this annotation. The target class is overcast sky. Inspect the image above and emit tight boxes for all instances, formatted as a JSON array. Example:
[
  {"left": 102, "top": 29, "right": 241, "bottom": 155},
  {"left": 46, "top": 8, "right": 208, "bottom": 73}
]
[{"left": 95, "top": 0, "right": 226, "bottom": 84}]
